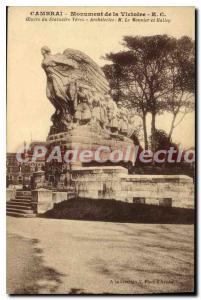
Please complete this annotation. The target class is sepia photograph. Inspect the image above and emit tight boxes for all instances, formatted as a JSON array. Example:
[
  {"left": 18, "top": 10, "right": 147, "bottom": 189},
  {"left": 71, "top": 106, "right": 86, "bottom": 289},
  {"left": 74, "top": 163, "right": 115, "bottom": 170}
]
[{"left": 6, "top": 6, "right": 195, "bottom": 295}]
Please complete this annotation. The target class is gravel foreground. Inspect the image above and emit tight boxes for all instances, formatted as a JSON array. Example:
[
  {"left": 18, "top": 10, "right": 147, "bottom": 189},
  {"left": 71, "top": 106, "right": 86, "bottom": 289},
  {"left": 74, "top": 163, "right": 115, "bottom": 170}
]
[{"left": 7, "top": 216, "right": 194, "bottom": 294}]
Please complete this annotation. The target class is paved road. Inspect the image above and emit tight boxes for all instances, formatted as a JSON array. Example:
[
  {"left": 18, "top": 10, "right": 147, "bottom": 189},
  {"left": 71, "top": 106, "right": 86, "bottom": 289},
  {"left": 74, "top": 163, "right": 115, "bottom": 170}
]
[{"left": 7, "top": 216, "right": 194, "bottom": 294}]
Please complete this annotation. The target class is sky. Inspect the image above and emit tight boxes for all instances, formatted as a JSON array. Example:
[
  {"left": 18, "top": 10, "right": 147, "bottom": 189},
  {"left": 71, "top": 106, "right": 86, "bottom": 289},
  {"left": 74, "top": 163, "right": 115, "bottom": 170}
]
[{"left": 7, "top": 6, "right": 195, "bottom": 152}]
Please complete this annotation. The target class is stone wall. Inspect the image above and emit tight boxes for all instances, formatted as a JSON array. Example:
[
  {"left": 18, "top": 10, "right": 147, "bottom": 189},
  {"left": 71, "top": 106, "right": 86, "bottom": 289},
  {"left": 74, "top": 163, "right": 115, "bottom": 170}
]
[
  {"left": 20, "top": 166, "right": 194, "bottom": 214},
  {"left": 118, "top": 174, "right": 194, "bottom": 209},
  {"left": 32, "top": 189, "right": 69, "bottom": 213},
  {"left": 52, "top": 191, "right": 68, "bottom": 204},
  {"left": 32, "top": 188, "right": 54, "bottom": 214},
  {"left": 71, "top": 166, "right": 126, "bottom": 200},
  {"left": 6, "top": 187, "right": 16, "bottom": 202},
  {"left": 71, "top": 166, "right": 194, "bottom": 209}
]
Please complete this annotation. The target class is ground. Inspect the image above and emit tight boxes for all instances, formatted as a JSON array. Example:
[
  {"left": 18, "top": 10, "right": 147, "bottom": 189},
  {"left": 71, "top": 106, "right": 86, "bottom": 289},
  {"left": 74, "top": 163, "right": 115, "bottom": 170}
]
[{"left": 7, "top": 216, "right": 194, "bottom": 294}]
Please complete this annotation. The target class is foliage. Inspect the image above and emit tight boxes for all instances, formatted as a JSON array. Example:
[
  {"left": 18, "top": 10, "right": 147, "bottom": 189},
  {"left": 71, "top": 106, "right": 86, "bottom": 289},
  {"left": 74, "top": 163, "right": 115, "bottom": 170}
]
[{"left": 103, "top": 35, "right": 195, "bottom": 152}]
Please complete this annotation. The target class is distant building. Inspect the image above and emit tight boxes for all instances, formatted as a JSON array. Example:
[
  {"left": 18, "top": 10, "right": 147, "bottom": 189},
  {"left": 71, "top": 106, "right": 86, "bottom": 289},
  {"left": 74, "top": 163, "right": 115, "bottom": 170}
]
[
  {"left": 6, "top": 153, "right": 22, "bottom": 186},
  {"left": 6, "top": 141, "right": 46, "bottom": 187}
]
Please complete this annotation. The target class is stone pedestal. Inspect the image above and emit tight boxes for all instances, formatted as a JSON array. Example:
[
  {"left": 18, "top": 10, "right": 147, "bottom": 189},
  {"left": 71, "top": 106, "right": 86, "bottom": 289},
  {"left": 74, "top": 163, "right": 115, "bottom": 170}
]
[
  {"left": 71, "top": 166, "right": 194, "bottom": 209},
  {"left": 71, "top": 166, "right": 126, "bottom": 200},
  {"left": 33, "top": 171, "right": 46, "bottom": 189},
  {"left": 6, "top": 187, "right": 16, "bottom": 202},
  {"left": 46, "top": 124, "right": 134, "bottom": 167},
  {"left": 32, "top": 188, "right": 53, "bottom": 214},
  {"left": 52, "top": 191, "right": 68, "bottom": 204},
  {"left": 119, "top": 174, "right": 194, "bottom": 208}
]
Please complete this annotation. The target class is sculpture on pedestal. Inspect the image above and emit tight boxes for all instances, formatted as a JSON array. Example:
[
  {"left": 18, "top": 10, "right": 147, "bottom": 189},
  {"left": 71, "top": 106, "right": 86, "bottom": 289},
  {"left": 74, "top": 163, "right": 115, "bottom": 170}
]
[
  {"left": 41, "top": 46, "right": 111, "bottom": 133},
  {"left": 41, "top": 47, "right": 138, "bottom": 189},
  {"left": 41, "top": 46, "right": 132, "bottom": 138}
]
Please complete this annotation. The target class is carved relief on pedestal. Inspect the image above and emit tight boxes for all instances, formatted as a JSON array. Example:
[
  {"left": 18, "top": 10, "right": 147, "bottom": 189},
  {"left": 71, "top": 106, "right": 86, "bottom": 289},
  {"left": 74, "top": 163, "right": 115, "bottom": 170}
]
[{"left": 41, "top": 46, "right": 133, "bottom": 139}]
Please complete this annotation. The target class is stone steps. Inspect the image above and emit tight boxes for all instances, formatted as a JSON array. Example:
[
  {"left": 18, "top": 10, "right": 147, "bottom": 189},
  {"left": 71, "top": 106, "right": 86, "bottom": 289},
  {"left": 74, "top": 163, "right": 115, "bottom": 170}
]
[
  {"left": 7, "top": 189, "right": 77, "bottom": 217},
  {"left": 7, "top": 202, "right": 32, "bottom": 210},
  {"left": 6, "top": 206, "right": 34, "bottom": 214},
  {"left": 7, "top": 190, "right": 36, "bottom": 218},
  {"left": 16, "top": 191, "right": 31, "bottom": 196},
  {"left": 9, "top": 199, "right": 32, "bottom": 205},
  {"left": 14, "top": 195, "right": 32, "bottom": 200},
  {"left": 7, "top": 211, "right": 36, "bottom": 218}
]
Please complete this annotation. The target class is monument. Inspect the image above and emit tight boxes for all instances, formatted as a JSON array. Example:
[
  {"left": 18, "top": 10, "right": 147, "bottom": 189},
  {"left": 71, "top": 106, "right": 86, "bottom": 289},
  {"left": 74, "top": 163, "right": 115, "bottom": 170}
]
[
  {"left": 41, "top": 46, "right": 134, "bottom": 174},
  {"left": 39, "top": 46, "right": 194, "bottom": 209}
]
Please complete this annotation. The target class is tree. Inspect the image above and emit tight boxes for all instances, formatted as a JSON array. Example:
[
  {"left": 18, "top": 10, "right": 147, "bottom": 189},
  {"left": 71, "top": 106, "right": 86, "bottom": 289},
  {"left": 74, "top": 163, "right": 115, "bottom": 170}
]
[
  {"left": 102, "top": 63, "right": 124, "bottom": 103},
  {"left": 164, "top": 36, "right": 195, "bottom": 139},
  {"left": 103, "top": 51, "right": 150, "bottom": 149},
  {"left": 153, "top": 129, "right": 171, "bottom": 152},
  {"left": 121, "top": 35, "right": 178, "bottom": 153},
  {"left": 103, "top": 35, "right": 195, "bottom": 153},
  {"left": 104, "top": 35, "right": 175, "bottom": 152},
  {"left": 151, "top": 129, "right": 180, "bottom": 167}
]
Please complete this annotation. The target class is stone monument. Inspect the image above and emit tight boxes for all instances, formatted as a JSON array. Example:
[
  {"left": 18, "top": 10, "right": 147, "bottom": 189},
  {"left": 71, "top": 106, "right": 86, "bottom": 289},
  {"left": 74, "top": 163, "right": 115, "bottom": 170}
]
[
  {"left": 40, "top": 46, "right": 194, "bottom": 209},
  {"left": 41, "top": 46, "right": 134, "bottom": 174}
]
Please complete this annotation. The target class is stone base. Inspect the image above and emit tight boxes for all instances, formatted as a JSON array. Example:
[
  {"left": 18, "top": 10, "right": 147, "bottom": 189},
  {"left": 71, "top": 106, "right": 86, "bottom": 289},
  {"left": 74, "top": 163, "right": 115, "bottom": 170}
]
[
  {"left": 32, "top": 189, "right": 71, "bottom": 214},
  {"left": 31, "top": 166, "right": 194, "bottom": 212},
  {"left": 46, "top": 124, "right": 134, "bottom": 165},
  {"left": 6, "top": 187, "right": 16, "bottom": 202},
  {"left": 45, "top": 124, "right": 135, "bottom": 189},
  {"left": 119, "top": 174, "right": 194, "bottom": 209},
  {"left": 32, "top": 171, "right": 46, "bottom": 189},
  {"left": 71, "top": 166, "right": 194, "bottom": 209},
  {"left": 52, "top": 191, "right": 68, "bottom": 204},
  {"left": 32, "top": 188, "right": 54, "bottom": 214}
]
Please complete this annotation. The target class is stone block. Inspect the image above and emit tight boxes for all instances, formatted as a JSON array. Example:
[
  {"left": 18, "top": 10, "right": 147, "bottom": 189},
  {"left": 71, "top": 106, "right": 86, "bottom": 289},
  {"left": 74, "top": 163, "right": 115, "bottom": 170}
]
[
  {"left": 69, "top": 166, "right": 194, "bottom": 209},
  {"left": 32, "top": 188, "right": 53, "bottom": 214},
  {"left": 52, "top": 191, "right": 67, "bottom": 204},
  {"left": 32, "top": 171, "right": 46, "bottom": 189},
  {"left": 6, "top": 188, "right": 16, "bottom": 202}
]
